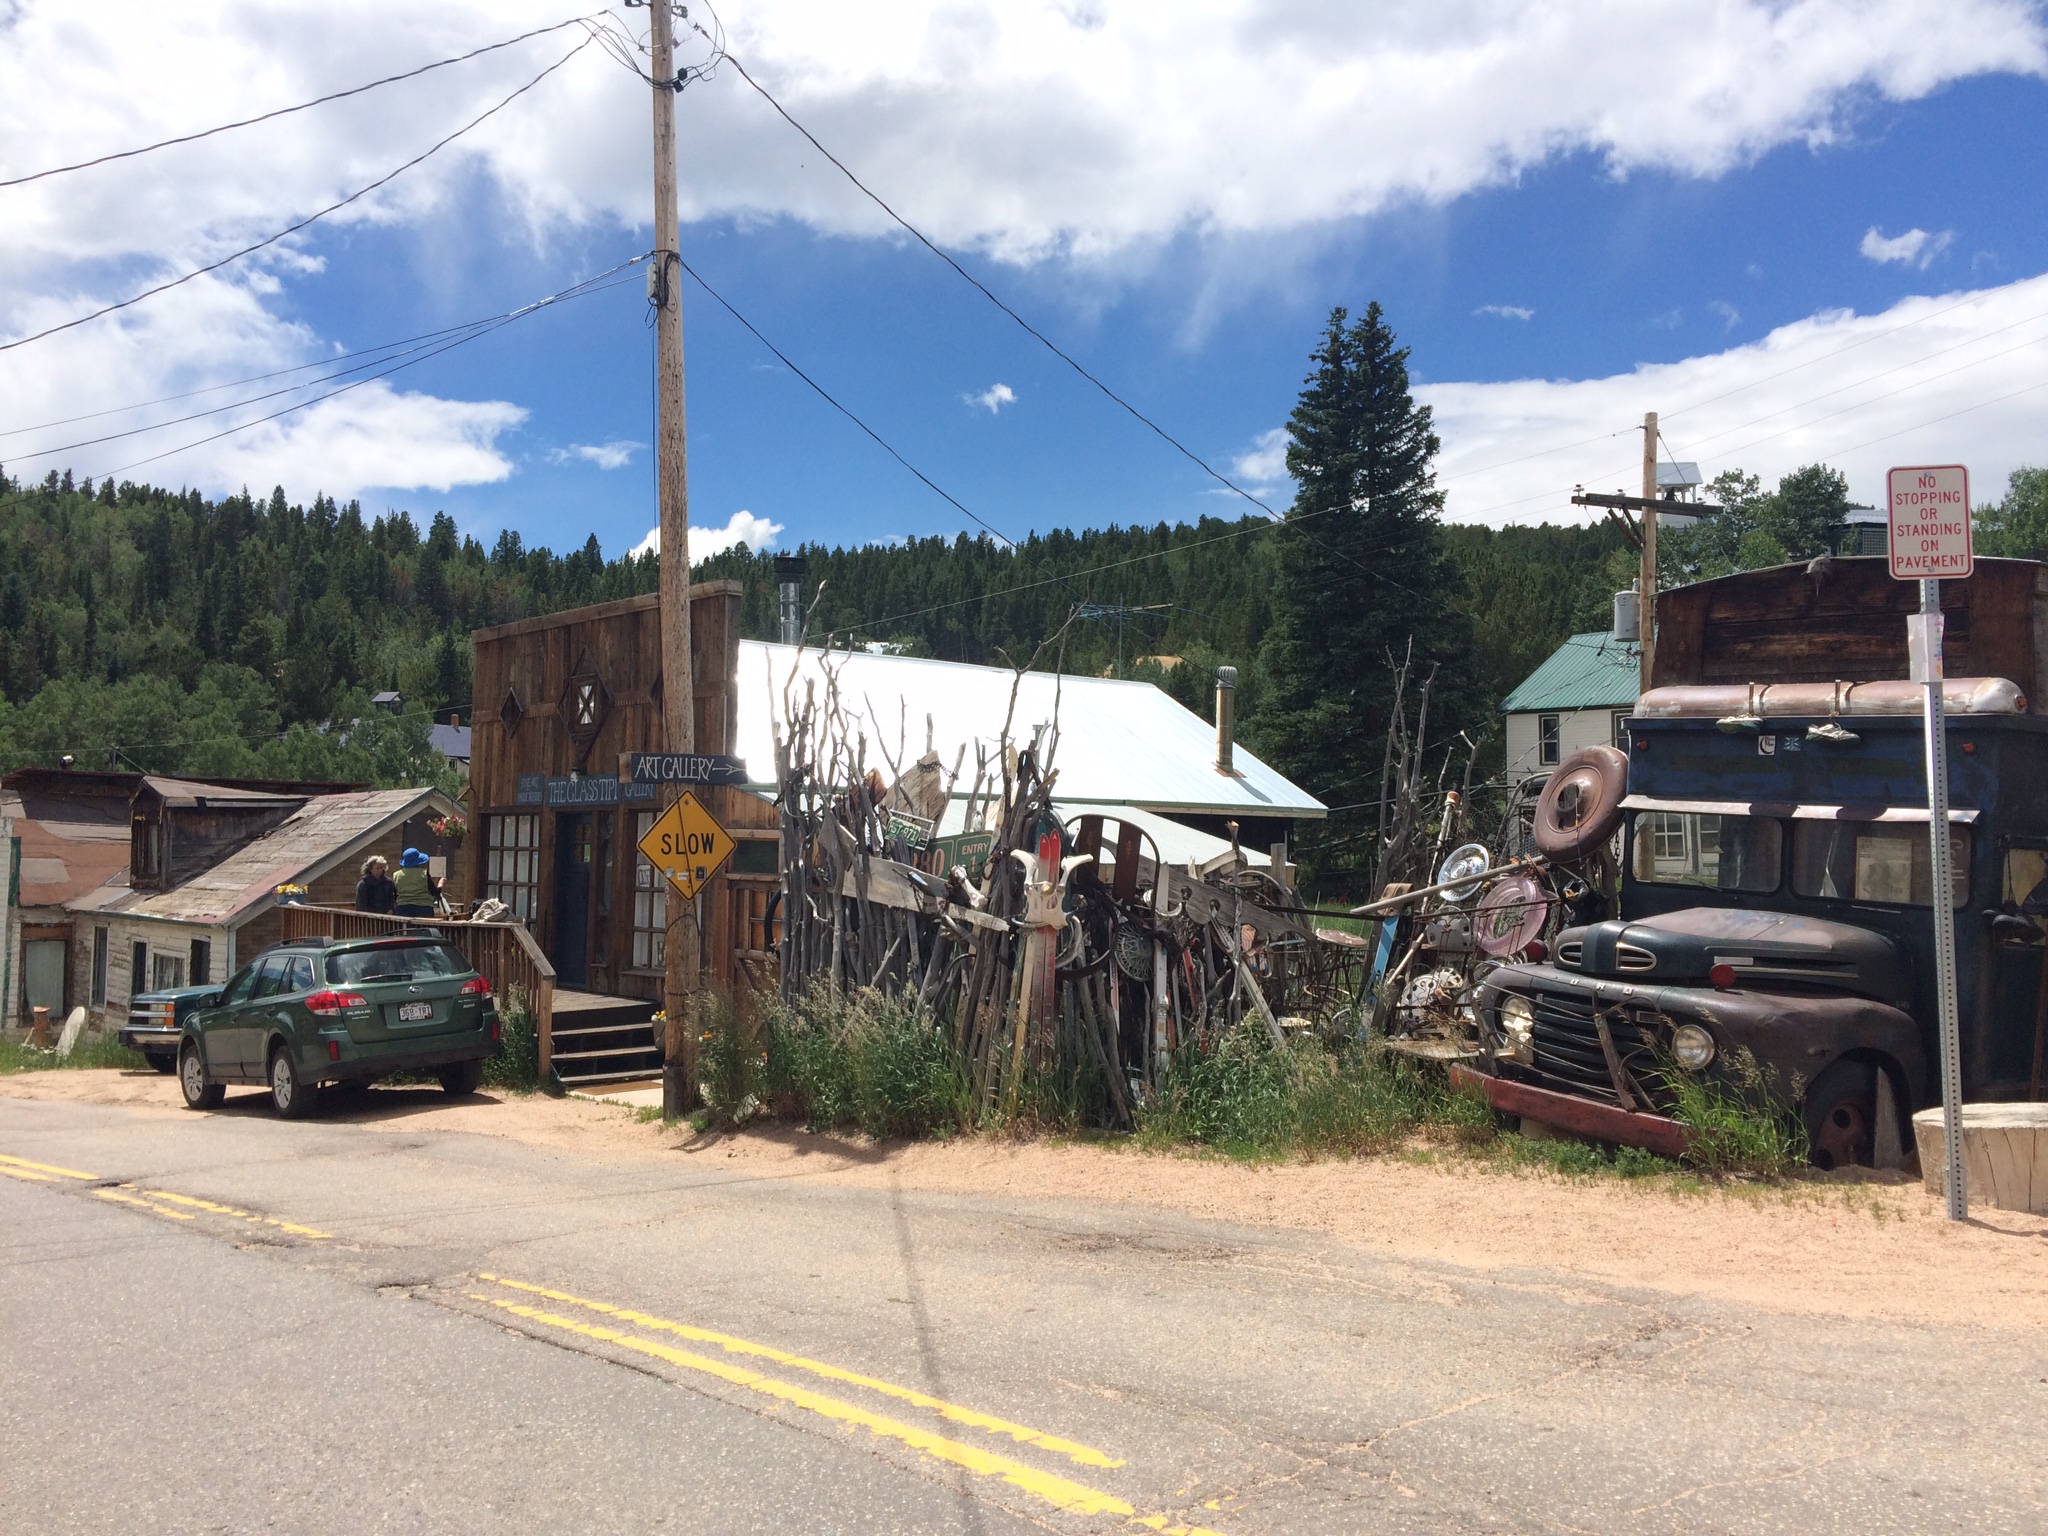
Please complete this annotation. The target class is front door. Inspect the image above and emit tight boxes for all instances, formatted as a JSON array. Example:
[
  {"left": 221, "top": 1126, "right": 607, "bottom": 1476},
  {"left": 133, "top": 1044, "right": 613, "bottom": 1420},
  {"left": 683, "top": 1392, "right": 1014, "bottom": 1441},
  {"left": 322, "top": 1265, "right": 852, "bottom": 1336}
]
[{"left": 553, "top": 812, "right": 593, "bottom": 988}]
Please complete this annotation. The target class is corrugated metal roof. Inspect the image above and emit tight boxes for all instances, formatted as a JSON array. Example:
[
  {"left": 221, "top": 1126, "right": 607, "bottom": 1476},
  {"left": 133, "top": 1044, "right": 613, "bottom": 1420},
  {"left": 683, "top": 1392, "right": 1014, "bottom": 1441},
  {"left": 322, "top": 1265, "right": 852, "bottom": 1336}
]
[
  {"left": 1500, "top": 632, "right": 1641, "bottom": 714},
  {"left": 734, "top": 642, "right": 1325, "bottom": 818},
  {"left": 80, "top": 787, "right": 453, "bottom": 928},
  {"left": 2, "top": 789, "right": 132, "bottom": 909}
]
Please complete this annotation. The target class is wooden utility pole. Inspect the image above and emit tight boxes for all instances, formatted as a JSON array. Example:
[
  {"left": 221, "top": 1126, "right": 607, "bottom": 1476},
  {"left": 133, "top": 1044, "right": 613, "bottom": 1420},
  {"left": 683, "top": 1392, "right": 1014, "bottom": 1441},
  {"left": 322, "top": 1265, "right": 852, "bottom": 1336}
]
[
  {"left": 649, "top": 0, "right": 699, "bottom": 1119},
  {"left": 1639, "top": 410, "right": 1658, "bottom": 691}
]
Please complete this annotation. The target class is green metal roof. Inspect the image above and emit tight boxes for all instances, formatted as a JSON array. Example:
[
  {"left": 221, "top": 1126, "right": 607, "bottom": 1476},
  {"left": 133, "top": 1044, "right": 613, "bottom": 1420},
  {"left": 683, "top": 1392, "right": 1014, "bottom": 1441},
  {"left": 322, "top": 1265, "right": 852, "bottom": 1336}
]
[{"left": 1500, "top": 632, "right": 1640, "bottom": 714}]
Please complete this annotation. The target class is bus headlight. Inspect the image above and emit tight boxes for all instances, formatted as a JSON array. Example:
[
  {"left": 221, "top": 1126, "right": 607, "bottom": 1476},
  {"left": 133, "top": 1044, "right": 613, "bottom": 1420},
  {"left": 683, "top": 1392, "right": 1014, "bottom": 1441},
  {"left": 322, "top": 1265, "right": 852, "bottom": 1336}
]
[
  {"left": 1671, "top": 1023, "right": 1717, "bottom": 1071},
  {"left": 1499, "top": 995, "right": 1536, "bottom": 1064}
]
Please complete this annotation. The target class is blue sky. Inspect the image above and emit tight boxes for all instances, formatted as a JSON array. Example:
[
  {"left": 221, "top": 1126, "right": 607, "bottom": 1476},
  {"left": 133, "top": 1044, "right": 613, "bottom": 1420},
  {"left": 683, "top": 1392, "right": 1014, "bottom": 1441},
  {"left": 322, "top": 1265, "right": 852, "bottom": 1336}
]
[{"left": 4, "top": 2, "right": 2047, "bottom": 562}]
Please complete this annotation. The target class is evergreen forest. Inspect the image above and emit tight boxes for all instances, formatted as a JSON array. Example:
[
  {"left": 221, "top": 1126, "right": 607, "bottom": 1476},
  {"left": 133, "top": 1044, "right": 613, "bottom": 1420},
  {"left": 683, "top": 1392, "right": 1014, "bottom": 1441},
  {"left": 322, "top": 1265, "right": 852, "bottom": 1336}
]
[{"left": 5, "top": 299, "right": 2043, "bottom": 886}]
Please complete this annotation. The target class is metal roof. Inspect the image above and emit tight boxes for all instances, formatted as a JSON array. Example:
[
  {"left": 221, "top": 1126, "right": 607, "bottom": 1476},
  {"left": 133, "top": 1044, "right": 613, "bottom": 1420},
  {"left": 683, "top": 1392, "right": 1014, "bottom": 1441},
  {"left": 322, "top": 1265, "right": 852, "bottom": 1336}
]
[
  {"left": 1, "top": 789, "right": 133, "bottom": 910},
  {"left": 734, "top": 642, "right": 1325, "bottom": 819},
  {"left": 429, "top": 723, "right": 472, "bottom": 761},
  {"left": 1500, "top": 632, "right": 1642, "bottom": 714},
  {"left": 72, "top": 787, "right": 455, "bottom": 928},
  {"left": 139, "top": 775, "right": 303, "bottom": 808}
]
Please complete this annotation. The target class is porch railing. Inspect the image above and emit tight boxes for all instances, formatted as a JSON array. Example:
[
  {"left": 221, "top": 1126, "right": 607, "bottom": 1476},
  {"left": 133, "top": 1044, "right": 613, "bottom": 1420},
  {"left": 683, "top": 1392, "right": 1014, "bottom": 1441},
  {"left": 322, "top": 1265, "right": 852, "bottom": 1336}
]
[{"left": 277, "top": 905, "right": 557, "bottom": 1073}]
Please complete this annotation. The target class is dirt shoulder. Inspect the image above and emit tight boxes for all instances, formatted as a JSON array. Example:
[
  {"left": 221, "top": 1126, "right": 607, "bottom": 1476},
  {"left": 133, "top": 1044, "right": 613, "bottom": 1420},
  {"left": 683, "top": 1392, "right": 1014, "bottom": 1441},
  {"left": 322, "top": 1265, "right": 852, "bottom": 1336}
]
[{"left": 10, "top": 1067, "right": 2047, "bottom": 1329}]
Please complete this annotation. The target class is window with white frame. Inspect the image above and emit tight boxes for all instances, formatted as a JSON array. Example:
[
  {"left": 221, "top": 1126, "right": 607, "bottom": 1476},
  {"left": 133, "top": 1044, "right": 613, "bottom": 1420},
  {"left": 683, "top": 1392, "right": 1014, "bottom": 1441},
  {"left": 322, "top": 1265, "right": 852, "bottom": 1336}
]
[
  {"left": 152, "top": 952, "right": 186, "bottom": 991},
  {"left": 632, "top": 809, "right": 666, "bottom": 970},
  {"left": 485, "top": 812, "right": 540, "bottom": 922},
  {"left": 1612, "top": 711, "right": 1632, "bottom": 750},
  {"left": 1538, "top": 714, "right": 1561, "bottom": 766}
]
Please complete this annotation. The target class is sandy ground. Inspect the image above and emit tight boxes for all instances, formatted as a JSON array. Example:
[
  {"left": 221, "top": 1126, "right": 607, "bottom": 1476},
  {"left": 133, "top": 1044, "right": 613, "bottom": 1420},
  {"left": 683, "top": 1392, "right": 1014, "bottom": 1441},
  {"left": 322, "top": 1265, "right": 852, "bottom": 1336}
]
[{"left": 9, "top": 1066, "right": 2048, "bottom": 1329}]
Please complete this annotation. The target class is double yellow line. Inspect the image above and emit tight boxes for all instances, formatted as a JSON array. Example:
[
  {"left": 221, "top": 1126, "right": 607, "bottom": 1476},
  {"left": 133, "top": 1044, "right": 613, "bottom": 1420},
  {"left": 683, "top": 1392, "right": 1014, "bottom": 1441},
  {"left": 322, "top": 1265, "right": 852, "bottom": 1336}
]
[
  {"left": 0, "top": 1151, "right": 330, "bottom": 1237},
  {"left": 472, "top": 1274, "right": 1225, "bottom": 1535}
]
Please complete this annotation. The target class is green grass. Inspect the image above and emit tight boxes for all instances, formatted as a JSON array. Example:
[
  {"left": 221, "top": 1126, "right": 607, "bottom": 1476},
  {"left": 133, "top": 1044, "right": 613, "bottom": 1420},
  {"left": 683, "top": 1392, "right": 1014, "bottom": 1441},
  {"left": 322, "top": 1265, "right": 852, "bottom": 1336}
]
[
  {"left": 1660, "top": 1047, "right": 1809, "bottom": 1178},
  {"left": 1133, "top": 1030, "right": 1495, "bottom": 1162},
  {"left": 762, "top": 986, "right": 972, "bottom": 1141},
  {"left": 0, "top": 1031, "right": 148, "bottom": 1074}
]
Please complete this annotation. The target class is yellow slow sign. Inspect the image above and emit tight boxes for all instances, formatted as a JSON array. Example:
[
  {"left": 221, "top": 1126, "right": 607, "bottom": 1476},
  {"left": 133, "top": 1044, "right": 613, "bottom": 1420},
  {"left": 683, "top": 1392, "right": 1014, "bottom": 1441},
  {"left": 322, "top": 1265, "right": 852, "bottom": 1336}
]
[{"left": 636, "top": 791, "right": 734, "bottom": 901}]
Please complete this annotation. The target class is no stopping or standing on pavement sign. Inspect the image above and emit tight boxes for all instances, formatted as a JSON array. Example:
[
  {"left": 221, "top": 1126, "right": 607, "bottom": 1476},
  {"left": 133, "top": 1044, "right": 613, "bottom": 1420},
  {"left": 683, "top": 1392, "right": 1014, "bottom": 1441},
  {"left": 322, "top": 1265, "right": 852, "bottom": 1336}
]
[
  {"left": 1889, "top": 463, "right": 1970, "bottom": 1223},
  {"left": 1887, "top": 464, "right": 1972, "bottom": 579},
  {"left": 636, "top": 791, "right": 734, "bottom": 902}
]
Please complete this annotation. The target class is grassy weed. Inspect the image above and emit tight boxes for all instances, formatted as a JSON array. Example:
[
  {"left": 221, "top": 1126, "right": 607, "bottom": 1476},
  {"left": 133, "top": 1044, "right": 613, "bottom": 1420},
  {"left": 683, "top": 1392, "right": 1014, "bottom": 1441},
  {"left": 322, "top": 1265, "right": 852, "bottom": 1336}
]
[
  {"left": 0, "top": 1031, "right": 147, "bottom": 1074},
  {"left": 483, "top": 986, "right": 541, "bottom": 1092},
  {"left": 1662, "top": 1048, "right": 1809, "bottom": 1179},
  {"left": 1135, "top": 1030, "right": 1494, "bottom": 1162},
  {"left": 763, "top": 987, "right": 971, "bottom": 1141}
]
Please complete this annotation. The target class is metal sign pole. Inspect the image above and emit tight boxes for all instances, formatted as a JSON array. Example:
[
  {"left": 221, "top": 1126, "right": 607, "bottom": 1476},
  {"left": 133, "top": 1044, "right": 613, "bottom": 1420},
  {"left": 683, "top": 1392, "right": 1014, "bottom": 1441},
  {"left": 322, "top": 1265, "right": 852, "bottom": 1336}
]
[{"left": 1918, "top": 578, "right": 1967, "bottom": 1221}]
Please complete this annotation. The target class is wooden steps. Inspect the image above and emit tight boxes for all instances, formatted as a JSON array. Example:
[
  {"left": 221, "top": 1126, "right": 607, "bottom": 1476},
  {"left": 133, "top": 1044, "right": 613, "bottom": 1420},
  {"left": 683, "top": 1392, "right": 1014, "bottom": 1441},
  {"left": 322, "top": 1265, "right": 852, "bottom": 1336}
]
[{"left": 549, "top": 990, "right": 660, "bottom": 1090}]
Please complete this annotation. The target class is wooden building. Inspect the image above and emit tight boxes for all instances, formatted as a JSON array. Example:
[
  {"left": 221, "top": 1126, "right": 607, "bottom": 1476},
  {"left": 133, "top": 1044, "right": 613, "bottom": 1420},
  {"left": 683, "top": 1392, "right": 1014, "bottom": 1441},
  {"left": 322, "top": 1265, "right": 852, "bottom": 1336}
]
[{"left": 466, "top": 580, "right": 780, "bottom": 1005}]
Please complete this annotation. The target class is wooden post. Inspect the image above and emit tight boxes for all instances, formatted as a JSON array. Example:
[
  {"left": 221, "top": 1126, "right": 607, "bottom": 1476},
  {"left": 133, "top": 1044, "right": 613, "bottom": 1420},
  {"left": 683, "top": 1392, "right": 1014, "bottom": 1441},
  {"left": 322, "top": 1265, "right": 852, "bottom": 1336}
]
[
  {"left": 1640, "top": 410, "right": 1658, "bottom": 691},
  {"left": 649, "top": 0, "right": 699, "bottom": 1119}
]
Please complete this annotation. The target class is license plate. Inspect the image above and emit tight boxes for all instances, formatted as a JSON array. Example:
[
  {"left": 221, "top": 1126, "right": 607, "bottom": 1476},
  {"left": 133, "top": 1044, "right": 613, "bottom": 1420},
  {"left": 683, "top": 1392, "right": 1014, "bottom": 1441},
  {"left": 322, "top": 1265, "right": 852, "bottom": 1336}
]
[{"left": 398, "top": 1001, "right": 434, "bottom": 1022}]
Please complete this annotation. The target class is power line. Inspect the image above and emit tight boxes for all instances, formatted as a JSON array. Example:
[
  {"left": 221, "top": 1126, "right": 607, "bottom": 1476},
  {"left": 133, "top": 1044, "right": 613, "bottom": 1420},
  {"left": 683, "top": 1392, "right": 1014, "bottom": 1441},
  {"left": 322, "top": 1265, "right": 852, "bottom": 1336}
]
[
  {"left": 672, "top": 253, "right": 1021, "bottom": 549},
  {"left": 0, "top": 16, "right": 602, "bottom": 191},
  {"left": 0, "top": 32, "right": 598, "bottom": 357},
  {"left": 4, "top": 257, "right": 649, "bottom": 465},
  {"left": 712, "top": 47, "right": 1284, "bottom": 524}
]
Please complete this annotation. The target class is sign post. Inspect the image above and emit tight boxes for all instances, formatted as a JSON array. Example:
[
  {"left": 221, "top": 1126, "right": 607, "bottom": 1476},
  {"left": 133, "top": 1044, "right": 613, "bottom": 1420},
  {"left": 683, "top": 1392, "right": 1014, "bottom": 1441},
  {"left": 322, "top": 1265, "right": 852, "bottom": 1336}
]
[{"left": 1888, "top": 464, "right": 1972, "bottom": 1221}]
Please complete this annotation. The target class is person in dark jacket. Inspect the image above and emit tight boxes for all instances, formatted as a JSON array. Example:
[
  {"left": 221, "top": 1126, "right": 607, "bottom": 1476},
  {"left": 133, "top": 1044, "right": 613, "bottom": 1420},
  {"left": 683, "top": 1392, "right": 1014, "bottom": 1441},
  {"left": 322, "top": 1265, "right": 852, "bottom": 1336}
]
[
  {"left": 354, "top": 855, "right": 396, "bottom": 914},
  {"left": 392, "top": 847, "right": 443, "bottom": 916}
]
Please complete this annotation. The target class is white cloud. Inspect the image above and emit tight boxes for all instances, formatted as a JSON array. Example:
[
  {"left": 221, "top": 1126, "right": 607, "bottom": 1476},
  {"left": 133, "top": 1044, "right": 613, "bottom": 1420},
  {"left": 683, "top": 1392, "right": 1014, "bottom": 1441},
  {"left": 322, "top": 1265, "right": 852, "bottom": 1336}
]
[
  {"left": 1709, "top": 299, "right": 1742, "bottom": 330},
  {"left": 632, "top": 510, "right": 784, "bottom": 560},
  {"left": 1415, "top": 270, "right": 2048, "bottom": 524},
  {"left": 1861, "top": 226, "right": 1956, "bottom": 268},
  {"left": 967, "top": 383, "right": 1017, "bottom": 413},
  {"left": 1474, "top": 304, "right": 1534, "bottom": 321},
  {"left": 1231, "top": 426, "right": 1289, "bottom": 488},
  {"left": 549, "top": 440, "right": 641, "bottom": 470}
]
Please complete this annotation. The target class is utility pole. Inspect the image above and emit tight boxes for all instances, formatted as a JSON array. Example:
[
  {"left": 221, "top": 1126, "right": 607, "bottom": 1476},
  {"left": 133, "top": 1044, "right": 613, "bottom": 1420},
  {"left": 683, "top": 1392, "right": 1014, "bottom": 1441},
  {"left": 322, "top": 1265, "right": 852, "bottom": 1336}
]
[
  {"left": 1639, "top": 410, "right": 1658, "bottom": 691},
  {"left": 647, "top": 0, "right": 698, "bottom": 1120}
]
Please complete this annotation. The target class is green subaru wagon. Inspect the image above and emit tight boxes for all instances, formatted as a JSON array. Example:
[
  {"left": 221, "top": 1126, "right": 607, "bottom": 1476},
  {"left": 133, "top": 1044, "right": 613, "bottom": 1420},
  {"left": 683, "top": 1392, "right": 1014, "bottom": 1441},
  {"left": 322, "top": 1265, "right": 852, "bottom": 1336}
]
[{"left": 179, "top": 935, "right": 500, "bottom": 1118}]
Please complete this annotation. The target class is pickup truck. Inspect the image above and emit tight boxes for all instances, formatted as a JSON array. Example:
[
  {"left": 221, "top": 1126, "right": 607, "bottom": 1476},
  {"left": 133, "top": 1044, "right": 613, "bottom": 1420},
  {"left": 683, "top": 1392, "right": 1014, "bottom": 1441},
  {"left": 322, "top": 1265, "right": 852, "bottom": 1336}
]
[
  {"left": 120, "top": 983, "right": 227, "bottom": 1073},
  {"left": 1463, "top": 558, "right": 2048, "bottom": 1169}
]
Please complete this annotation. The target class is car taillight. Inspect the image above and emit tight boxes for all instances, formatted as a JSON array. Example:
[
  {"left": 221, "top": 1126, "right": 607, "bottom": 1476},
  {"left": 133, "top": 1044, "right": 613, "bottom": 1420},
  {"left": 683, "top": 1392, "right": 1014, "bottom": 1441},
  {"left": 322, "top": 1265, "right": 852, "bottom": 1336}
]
[
  {"left": 305, "top": 989, "right": 368, "bottom": 1016},
  {"left": 460, "top": 976, "right": 492, "bottom": 1000},
  {"left": 490, "top": 1016, "right": 501, "bottom": 1043}
]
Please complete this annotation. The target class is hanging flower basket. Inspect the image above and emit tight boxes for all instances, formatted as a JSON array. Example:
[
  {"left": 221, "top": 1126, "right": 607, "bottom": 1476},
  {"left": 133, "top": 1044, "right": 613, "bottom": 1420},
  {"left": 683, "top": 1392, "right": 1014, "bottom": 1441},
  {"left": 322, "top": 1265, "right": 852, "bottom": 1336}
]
[
  {"left": 273, "top": 883, "right": 309, "bottom": 907},
  {"left": 428, "top": 813, "right": 467, "bottom": 845}
]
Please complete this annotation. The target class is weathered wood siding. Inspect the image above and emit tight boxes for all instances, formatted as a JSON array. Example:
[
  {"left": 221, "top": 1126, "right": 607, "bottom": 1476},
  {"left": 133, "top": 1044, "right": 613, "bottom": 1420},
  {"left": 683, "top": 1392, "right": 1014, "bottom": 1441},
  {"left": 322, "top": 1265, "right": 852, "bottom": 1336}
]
[
  {"left": 1653, "top": 557, "right": 2048, "bottom": 711},
  {"left": 468, "top": 582, "right": 771, "bottom": 998}
]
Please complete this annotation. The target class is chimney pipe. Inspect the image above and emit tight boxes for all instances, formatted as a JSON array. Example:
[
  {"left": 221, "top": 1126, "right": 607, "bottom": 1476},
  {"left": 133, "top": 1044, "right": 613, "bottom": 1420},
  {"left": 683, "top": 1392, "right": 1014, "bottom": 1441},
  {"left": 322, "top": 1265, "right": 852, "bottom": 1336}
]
[
  {"left": 773, "top": 554, "right": 810, "bottom": 645},
  {"left": 1214, "top": 665, "right": 1237, "bottom": 774}
]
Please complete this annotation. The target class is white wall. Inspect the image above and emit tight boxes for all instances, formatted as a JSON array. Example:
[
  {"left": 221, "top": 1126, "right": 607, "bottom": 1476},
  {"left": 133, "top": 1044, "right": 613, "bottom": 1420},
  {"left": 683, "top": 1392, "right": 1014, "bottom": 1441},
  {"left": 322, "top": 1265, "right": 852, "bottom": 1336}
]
[
  {"left": 1504, "top": 707, "right": 1632, "bottom": 781},
  {"left": 71, "top": 916, "right": 231, "bottom": 1030}
]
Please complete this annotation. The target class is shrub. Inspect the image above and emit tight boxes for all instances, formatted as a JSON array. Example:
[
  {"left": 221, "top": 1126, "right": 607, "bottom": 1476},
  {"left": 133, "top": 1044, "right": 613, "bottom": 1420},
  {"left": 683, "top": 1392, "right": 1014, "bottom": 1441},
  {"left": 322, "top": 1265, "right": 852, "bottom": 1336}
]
[
  {"left": 1137, "top": 1029, "right": 1495, "bottom": 1161},
  {"left": 699, "top": 994, "right": 766, "bottom": 1126},
  {"left": 764, "top": 986, "right": 970, "bottom": 1140},
  {"left": 483, "top": 985, "right": 541, "bottom": 1091}
]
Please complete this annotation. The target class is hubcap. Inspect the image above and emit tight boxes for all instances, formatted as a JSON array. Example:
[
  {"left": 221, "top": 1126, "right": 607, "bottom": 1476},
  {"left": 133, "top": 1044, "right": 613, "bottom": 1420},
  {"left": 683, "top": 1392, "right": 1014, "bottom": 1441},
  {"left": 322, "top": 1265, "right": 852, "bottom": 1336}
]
[
  {"left": 182, "top": 1052, "right": 203, "bottom": 1101},
  {"left": 272, "top": 1056, "right": 292, "bottom": 1108}
]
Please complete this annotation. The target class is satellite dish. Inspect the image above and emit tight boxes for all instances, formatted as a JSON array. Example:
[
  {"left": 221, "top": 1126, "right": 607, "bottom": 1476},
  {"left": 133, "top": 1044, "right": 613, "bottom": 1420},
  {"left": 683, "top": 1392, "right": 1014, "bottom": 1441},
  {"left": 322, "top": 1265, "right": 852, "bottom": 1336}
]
[
  {"left": 1435, "top": 843, "right": 1492, "bottom": 905},
  {"left": 1474, "top": 874, "right": 1548, "bottom": 957}
]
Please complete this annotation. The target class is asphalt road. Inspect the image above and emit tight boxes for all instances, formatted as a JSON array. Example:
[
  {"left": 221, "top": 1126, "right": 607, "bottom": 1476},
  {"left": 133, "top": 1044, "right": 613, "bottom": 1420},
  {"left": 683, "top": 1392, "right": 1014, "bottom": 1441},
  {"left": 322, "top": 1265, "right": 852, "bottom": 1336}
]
[{"left": 3, "top": 1089, "right": 2044, "bottom": 1534}]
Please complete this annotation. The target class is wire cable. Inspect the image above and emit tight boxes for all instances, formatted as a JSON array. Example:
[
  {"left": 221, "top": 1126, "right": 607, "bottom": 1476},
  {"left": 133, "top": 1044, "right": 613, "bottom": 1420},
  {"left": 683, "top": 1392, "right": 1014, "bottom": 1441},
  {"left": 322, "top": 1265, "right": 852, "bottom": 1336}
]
[
  {"left": 5, "top": 257, "right": 649, "bottom": 465},
  {"left": 671, "top": 252, "right": 1021, "bottom": 549},
  {"left": 80, "top": 266, "right": 643, "bottom": 485},
  {"left": 0, "top": 16, "right": 602, "bottom": 191},
  {"left": 712, "top": 47, "right": 1284, "bottom": 524},
  {"left": 0, "top": 33, "right": 598, "bottom": 357}
]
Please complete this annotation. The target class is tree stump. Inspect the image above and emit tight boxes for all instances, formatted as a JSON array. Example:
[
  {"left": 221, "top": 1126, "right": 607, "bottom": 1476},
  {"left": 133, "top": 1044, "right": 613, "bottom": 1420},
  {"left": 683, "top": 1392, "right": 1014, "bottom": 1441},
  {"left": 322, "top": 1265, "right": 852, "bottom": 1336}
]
[{"left": 1912, "top": 1104, "right": 2048, "bottom": 1214}]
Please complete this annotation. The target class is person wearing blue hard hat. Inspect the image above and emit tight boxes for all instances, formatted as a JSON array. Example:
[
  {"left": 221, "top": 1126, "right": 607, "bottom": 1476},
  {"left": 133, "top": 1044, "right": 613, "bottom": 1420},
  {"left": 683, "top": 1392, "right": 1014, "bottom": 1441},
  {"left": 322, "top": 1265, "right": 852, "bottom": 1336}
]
[{"left": 393, "top": 847, "right": 443, "bottom": 916}]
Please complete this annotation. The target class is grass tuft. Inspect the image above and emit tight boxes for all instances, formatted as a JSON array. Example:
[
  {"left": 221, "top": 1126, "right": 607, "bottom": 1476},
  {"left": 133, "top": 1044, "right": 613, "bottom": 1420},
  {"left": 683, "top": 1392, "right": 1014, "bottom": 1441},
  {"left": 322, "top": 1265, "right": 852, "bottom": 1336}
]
[
  {"left": 1662, "top": 1047, "right": 1809, "bottom": 1178},
  {"left": 763, "top": 986, "right": 971, "bottom": 1141},
  {"left": 0, "top": 1030, "right": 148, "bottom": 1074},
  {"left": 483, "top": 985, "right": 541, "bottom": 1092}
]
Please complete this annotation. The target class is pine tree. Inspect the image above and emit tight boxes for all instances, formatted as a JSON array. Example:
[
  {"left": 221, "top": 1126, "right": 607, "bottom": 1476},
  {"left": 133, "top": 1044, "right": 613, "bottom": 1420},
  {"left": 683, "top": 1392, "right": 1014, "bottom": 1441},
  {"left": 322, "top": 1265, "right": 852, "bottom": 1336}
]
[{"left": 1253, "top": 303, "right": 1472, "bottom": 838}]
